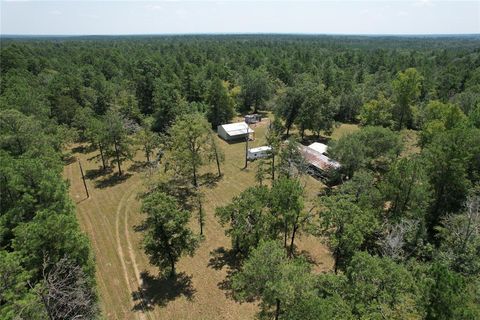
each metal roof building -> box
[217,122,254,141]
[300,145,341,171]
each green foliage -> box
[141,191,199,277]
[381,157,432,222]
[436,195,480,276]
[426,263,480,320]
[239,67,273,113]
[166,112,218,187]
[231,240,314,320]
[344,252,423,319]
[392,68,423,130]
[293,80,334,138]
[270,177,306,252]
[103,109,133,175]
[2,35,480,320]
[134,119,160,163]
[12,210,95,284]
[152,78,182,132]
[319,194,380,272]
[216,186,271,255]
[419,100,467,146]
[423,128,473,236]
[329,126,402,177]
[206,78,235,128]
[278,137,307,178]
[358,92,393,127]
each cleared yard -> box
[63,119,354,319]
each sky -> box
[1,0,479,35]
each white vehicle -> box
[247,146,272,160]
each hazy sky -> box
[1,0,479,35]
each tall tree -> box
[152,78,182,133]
[239,67,273,113]
[319,194,379,273]
[167,113,215,187]
[216,186,270,255]
[423,128,472,238]
[207,130,225,177]
[392,68,423,130]
[358,92,394,128]
[85,116,109,171]
[205,78,235,128]
[134,119,159,163]
[141,191,198,277]
[329,126,402,177]
[270,177,307,255]
[231,240,314,320]
[104,110,132,176]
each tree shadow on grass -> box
[132,271,196,311]
[199,172,222,188]
[72,144,96,154]
[208,247,240,271]
[129,161,148,173]
[85,167,112,180]
[300,134,331,146]
[94,172,132,189]
[208,247,242,300]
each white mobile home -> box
[247,146,272,160]
[217,122,254,141]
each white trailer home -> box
[247,146,272,160]
[217,122,254,141]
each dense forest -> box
[1,35,480,319]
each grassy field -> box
[63,119,356,319]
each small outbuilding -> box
[217,122,254,141]
[247,146,272,160]
[244,114,262,124]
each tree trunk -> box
[214,145,221,177]
[333,249,339,274]
[275,299,281,320]
[145,146,150,163]
[192,161,198,187]
[170,259,176,278]
[271,154,275,181]
[283,222,288,248]
[99,144,106,170]
[289,224,298,257]
[114,141,122,175]
[199,200,204,236]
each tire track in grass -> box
[124,190,152,319]
[115,181,145,320]
[66,158,116,318]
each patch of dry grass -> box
[64,117,336,320]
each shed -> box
[247,146,272,160]
[244,114,262,124]
[308,142,328,155]
[217,122,254,141]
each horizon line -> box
[2,32,480,37]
